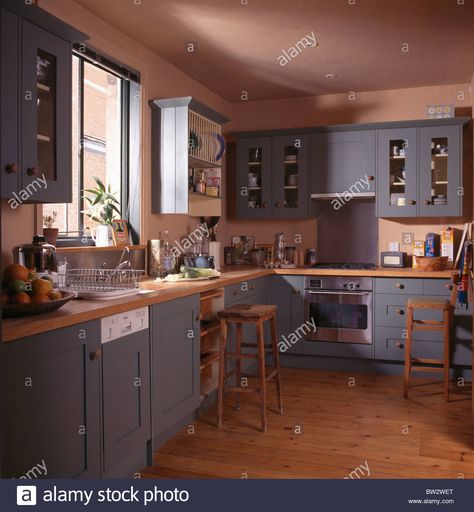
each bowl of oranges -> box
[1,263,76,318]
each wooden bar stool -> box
[404,276,458,401]
[217,304,283,432]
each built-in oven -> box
[304,276,373,344]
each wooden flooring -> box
[141,368,474,479]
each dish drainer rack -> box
[61,268,145,299]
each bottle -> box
[160,230,175,276]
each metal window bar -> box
[61,268,145,295]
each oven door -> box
[304,290,373,344]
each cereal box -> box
[441,226,454,267]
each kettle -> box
[13,235,58,273]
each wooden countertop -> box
[1,266,454,343]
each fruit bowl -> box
[2,291,76,318]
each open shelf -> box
[248,161,262,166]
[284,160,298,164]
[189,191,221,199]
[37,134,51,142]
[200,321,220,338]
[390,155,406,160]
[200,351,219,370]
[37,83,51,92]
[188,155,222,169]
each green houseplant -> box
[43,211,58,246]
[82,176,121,246]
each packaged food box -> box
[441,226,454,267]
[412,240,425,268]
[425,233,440,257]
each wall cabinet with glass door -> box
[236,135,309,219]
[376,120,466,218]
[0,1,86,203]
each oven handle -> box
[305,290,370,296]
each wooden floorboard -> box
[141,368,474,479]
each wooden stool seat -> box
[218,304,277,319]
[217,303,283,432]
[403,276,458,401]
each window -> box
[43,51,140,244]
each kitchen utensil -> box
[274,233,286,263]
[13,235,58,273]
[209,241,221,270]
[224,246,235,265]
[413,256,448,271]
[250,248,266,267]
[184,256,214,269]
[287,174,298,186]
[2,291,76,318]
[212,133,226,161]
[249,148,262,162]
[91,224,112,247]
[248,173,259,187]
[284,246,297,264]
[305,248,317,266]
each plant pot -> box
[91,224,113,247]
[43,228,59,246]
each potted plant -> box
[43,211,59,245]
[82,176,121,247]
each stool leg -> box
[269,314,283,414]
[443,307,450,402]
[404,306,413,399]
[217,318,228,427]
[256,318,267,432]
[235,322,243,411]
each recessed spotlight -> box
[325,73,338,79]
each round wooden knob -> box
[423,199,431,205]
[89,349,101,360]
[250,285,256,290]
[396,308,404,315]
[27,166,39,177]
[396,283,404,289]
[445,284,453,290]
[407,199,416,205]
[275,202,284,208]
[396,341,404,348]
[5,163,18,174]
[367,175,375,181]
[232,290,238,296]
[262,202,268,208]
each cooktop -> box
[310,262,378,270]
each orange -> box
[31,294,50,304]
[9,279,27,295]
[27,269,37,282]
[3,263,29,282]
[48,290,62,301]
[12,292,31,305]
[31,278,53,295]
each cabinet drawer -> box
[423,279,452,297]
[225,278,263,305]
[374,278,423,295]
[375,294,446,328]
[374,326,443,362]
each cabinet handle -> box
[27,166,39,177]
[395,341,404,349]
[395,308,404,315]
[407,200,416,205]
[395,283,404,289]
[262,202,268,208]
[423,199,431,205]
[445,284,453,290]
[195,315,200,322]
[249,285,256,291]
[5,163,18,174]
[232,290,239,296]
[366,175,375,181]
[275,202,284,208]
[89,349,101,360]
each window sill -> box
[56,245,146,253]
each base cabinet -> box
[101,328,151,478]
[1,322,101,479]
[151,295,200,444]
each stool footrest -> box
[225,386,261,394]
[411,357,443,365]
[413,319,444,331]
[224,352,258,360]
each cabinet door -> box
[377,128,418,217]
[151,295,200,439]
[102,329,151,478]
[1,322,101,478]
[273,134,309,218]
[0,7,20,199]
[311,130,376,195]
[21,20,72,202]
[236,137,273,218]
[418,125,462,217]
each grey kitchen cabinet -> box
[236,135,309,219]
[151,295,200,443]
[101,327,151,478]
[225,277,265,306]
[265,275,304,354]
[0,1,87,203]
[374,278,472,366]
[237,137,273,218]
[311,130,376,196]
[1,321,101,479]
[377,122,464,218]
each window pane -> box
[83,62,122,231]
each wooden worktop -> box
[1,266,453,343]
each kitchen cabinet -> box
[0,1,86,203]
[150,295,200,444]
[374,278,472,366]
[236,135,309,219]
[265,275,304,354]
[1,321,101,479]
[310,130,376,197]
[377,122,463,218]
[101,309,151,478]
